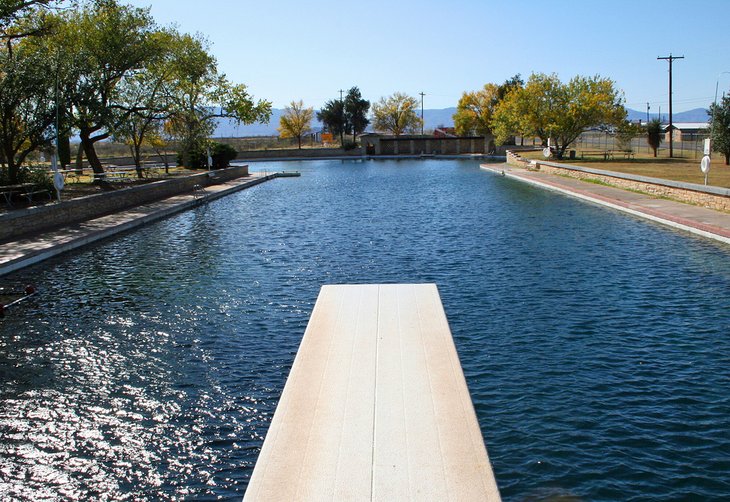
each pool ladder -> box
[193,184,207,199]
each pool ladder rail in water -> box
[0,284,37,318]
[244,283,501,501]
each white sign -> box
[53,171,64,191]
[701,155,711,174]
[704,138,711,156]
[51,153,63,202]
[543,147,551,158]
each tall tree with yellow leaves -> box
[493,73,626,158]
[278,100,313,149]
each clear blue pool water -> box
[1,159,730,500]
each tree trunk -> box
[7,157,20,185]
[156,148,169,173]
[297,135,302,149]
[653,147,657,157]
[133,142,144,178]
[2,145,20,185]
[75,142,84,173]
[725,153,729,165]
[79,128,109,187]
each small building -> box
[433,127,457,138]
[664,122,709,142]
[359,133,496,156]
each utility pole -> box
[657,53,684,158]
[419,92,425,135]
[646,102,650,124]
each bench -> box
[57,169,84,182]
[0,189,18,206]
[20,188,52,204]
[0,183,34,206]
[580,150,614,160]
[93,170,132,181]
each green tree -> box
[113,80,166,176]
[147,122,172,171]
[372,92,421,136]
[1,0,51,21]
[45,0,163,180]
[708,96,730,165]
[496,74,524,101]
[317,98,346,145]
[453,83,500,136]
[161,32,270,167]
[492,73,626,158]
[278,100,313,149]
[453,76,523,137]
[1,0,54,41]
[493,73,558,147]
[344,86,369,143]
[113,29,186,177]
[0,16,57,184]
[646,118,663,158]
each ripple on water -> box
[1,159,730,500]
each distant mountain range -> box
[626,107,709,123]
[212,106,709,138]
[212,107,459,138]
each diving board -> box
[244,284,501,501]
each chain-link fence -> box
[573,131,711,159]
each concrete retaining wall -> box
[362,134,498,156]
[237,148,363,159]
[0,164,249,242]
[506,150,730,212]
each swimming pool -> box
[1,159,729,500]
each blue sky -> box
[126,0,730,112]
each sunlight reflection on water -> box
[2,159,730,500]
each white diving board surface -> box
[244,283,501,501]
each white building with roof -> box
[663,122,709,142]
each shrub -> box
[26,168,54,192]
[342,140,358,151]
[0,166,53,191]
[177,142,238,169]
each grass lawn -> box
[519,149,730,188]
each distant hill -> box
[211,106,710,138]
[212,107,459,138]
[626,107,708,123]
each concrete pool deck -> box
[0,172,296,277]
[481,163,730,246]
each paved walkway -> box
[0,173,284,277]
[481,163,730,246]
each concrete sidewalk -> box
[0,172,287,277]
[481,163,730,246]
